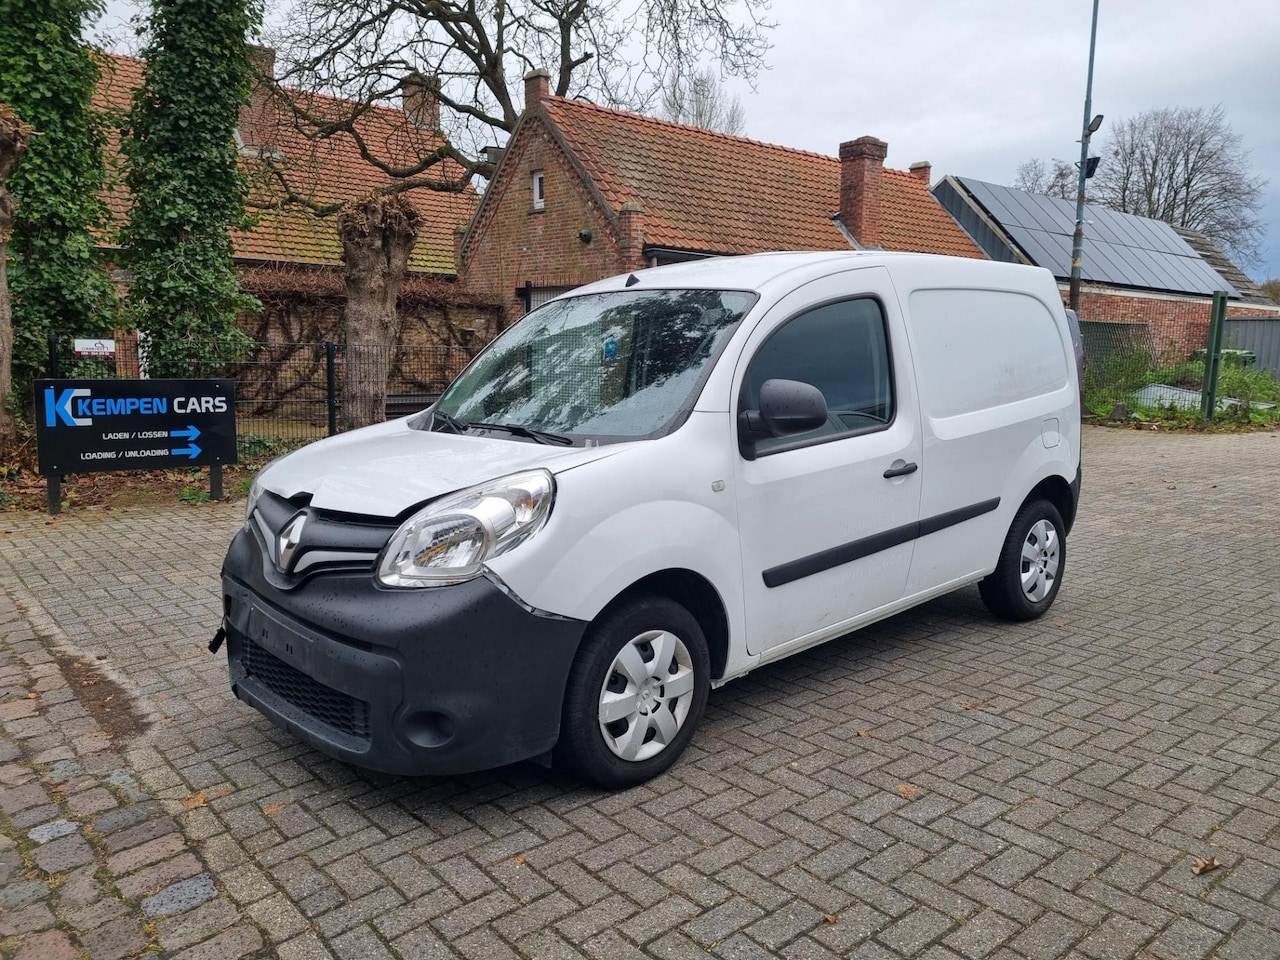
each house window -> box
[532,171,545,210]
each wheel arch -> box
[1022,473,1077,534]
[603,569,731,681]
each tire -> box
[554,595,710,789]
[979,498,1067,622]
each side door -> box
[733,268,923,655]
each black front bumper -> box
[220,526,586,776]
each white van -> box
[220,252,1081,788]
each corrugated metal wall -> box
[1223,319,1280,376]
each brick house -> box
[932,176,1279,360]
[91,50,498,377]
[459,69,982,314]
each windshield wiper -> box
[472,422,574,446]
[432,409,470,435]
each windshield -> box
[433,288,754,442]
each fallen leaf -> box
[1192,857,1221,875]
[822,913,837,924]
[512,854,526,866]
[181,792,207,809]
[896,784,918,800]
[27,691,37,699]
[856,729,871,738]
[209,785,234,799]
[960,698,992,711]
[262,802,287,817]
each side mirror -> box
[739,379,828,456]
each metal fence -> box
[48,337,477,460]
[1079,307,1280,419]
[1224,318,1280,377]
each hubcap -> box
[598,629,696,762]
[1020,518,1060,602]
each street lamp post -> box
[1068,0,1101,313]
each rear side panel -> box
[897,267,1080,595]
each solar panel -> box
[956,178,1239,297]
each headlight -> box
[244,478,265,528]
[378,469,555,588]
[244,457,284,528]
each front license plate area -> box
[247,605,314,673]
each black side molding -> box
[763,497,1001,588]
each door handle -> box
[883,460,918,479]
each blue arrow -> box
[170,424,201,442]
[171,443,202,460]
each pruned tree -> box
[120,0,263,378]
[0,0,117,394]
[338,192,420,428]
[0,103,31,451]
[1092,106,1267,266]
[258,0,772,425]
[1012,157,1076,201]
[269,0,774,193]
[661,66,745,135]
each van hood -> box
[257,419,622,518]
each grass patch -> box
[1084,348,1280,428]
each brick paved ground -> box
[1,425,1278,959]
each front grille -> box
[243,640,371,741]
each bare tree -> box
[661,66,745,134]
[1012,157,1076,201]
[0,104,31,451]
[1262,278,1280,305]
[266,0,774,198]
[1092,106,1267,266]
[338,192,420,428]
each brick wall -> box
[1065,287,1278,361]
[459,113,628,314]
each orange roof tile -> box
[93,53,477,274]
[540,97,981,259]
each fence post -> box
[1201,291,1228,420]
[45,334,62,514]
[325,341,338,436]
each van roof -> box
[569,251,1041,296]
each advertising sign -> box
[35,379,237,475]
[73,338,116,358]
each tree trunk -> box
[337,192,420,429]
[0,105,31,454]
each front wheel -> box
[554,595,710,789]
[979,499,1066,621]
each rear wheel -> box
[979,499,1066,621]
[554,595,709,789]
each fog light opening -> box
[404,710,456,748]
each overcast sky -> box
[94,0,1280,280]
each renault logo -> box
[277,514,306,573]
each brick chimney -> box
[618,201,645,272]
[402,72,441,130]
[839,136,888,248]
[239,44,279,155]
[909,161,932,184]
[524,68,551,110]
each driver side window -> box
[743,297,894,454]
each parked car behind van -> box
[220,252,1081,788]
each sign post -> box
[35,379,237,515]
